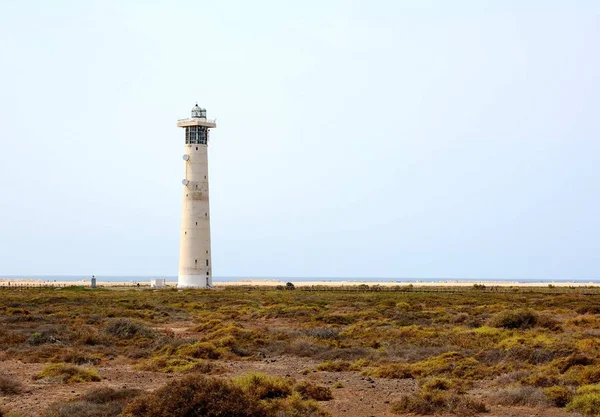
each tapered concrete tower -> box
[177,104,216,288]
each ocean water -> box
[1,275,599,284]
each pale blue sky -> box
[0,1,598,279]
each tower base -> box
[178,275,212,288]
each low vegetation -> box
[34,363,101,383]
[391,380,487,415]
[488,309,538,329]
[0,375,22,395]
[43,388,141,417]
[488,385,547,407]
[566,384,600,416]
[3,285,600,415]
[294,380,333,401]
[121,373,329,417]
[104,318,155,340]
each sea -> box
[1,275,599,285]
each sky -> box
[0,1,599,279]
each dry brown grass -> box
[0,375,22,395]
[121,373,330,417]
[42,388,142,417]
[487,385,548,407]
[294,380,333,401]
[391,389,487,415]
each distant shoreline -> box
[1,278,599,288]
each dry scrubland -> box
[2,286,600,416]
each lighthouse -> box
[177,104,216,288]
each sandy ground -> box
[0,357,575,417]
[1,354,411,416]
[0,356,574,417]
[0,321,576,417]
[0,359,173,415]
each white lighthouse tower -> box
[177,104,216,288]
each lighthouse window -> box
[186,126,208,145]
[206,260,209,266]
[185,127,195,144]
[195,259,197,265]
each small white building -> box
[150,279,166,288]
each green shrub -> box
[536,314,562,331]
[576,305,600,315]
[135,357,222,374]
[192,319,224,333]
[122,375,262,417]
[370,363,413,379]
[316,361,351,372]
[567,392,600,416]
[563,365,600,385]
[391,390,486,415]
[294,381,333,401]
[412,352,482,379]
[104,319,154,339]
[543,385,573,407]
[121,374,330,417]
[58,350,102,366]
[521,371,560,387]
[34,363,101,383]
[489,310,537,329]
[349,358,371,371]
[262,392,330,417]
[578,384,600,394]
[420,377,468,393]
[27,331,59,345]
[177,341,222,359]
[554,354,594,373]
[233,373,293,400]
